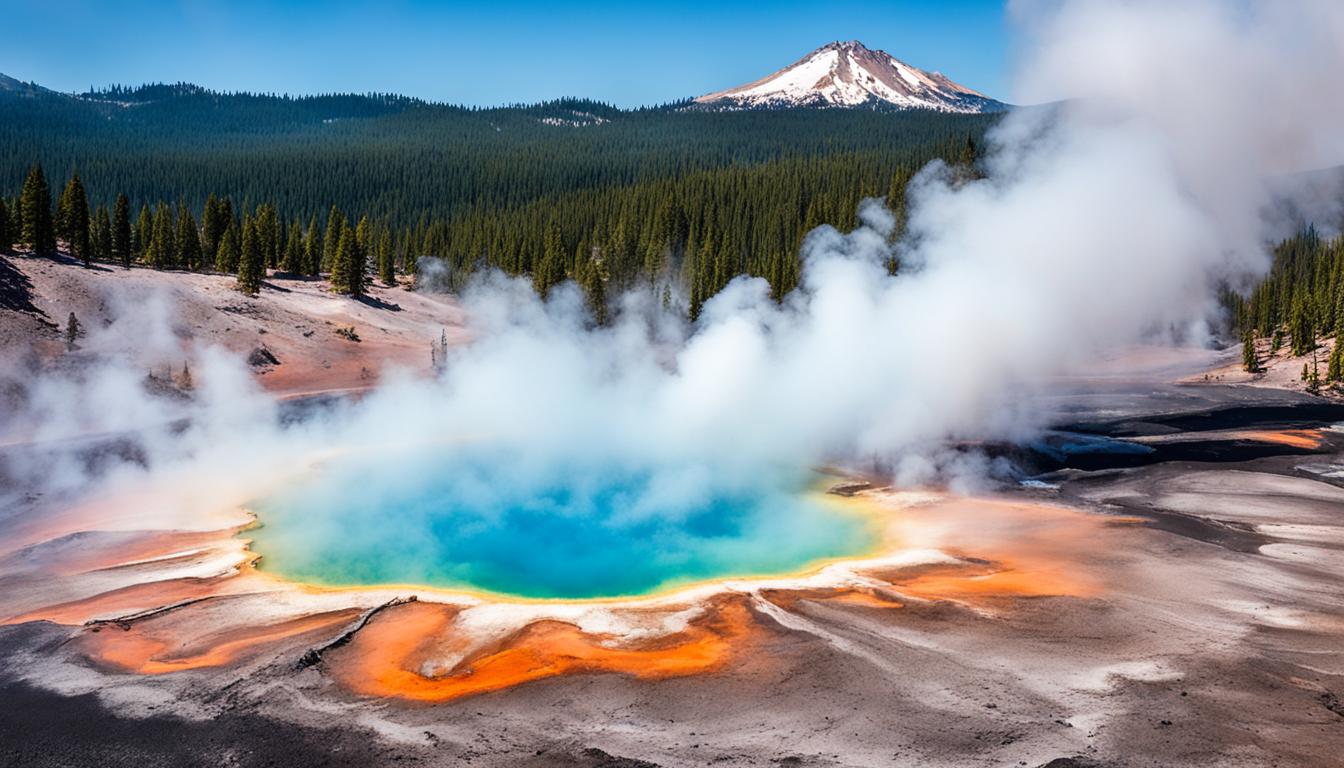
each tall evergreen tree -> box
[579,247,608,325]
[8,194,22,248]
[355,215,371,255]
[54,179,71,242]
[57,174,91,264]
[378,228,395,286]
[1241,328,1260,373]
[533,219,566,297]
[201,194,221,259]
[280,220,304,273]
[93,204,112,263]
[1289,291,1314,356]
[112,194,132,268]
[177,205,202,270]
[1329,336,1344,384]
[19,164,56,255]
[331,225,365,296]
[215,222,241,273]
[254,203,279,269]
[147,202,175,269]
[323,206,345,271]
[237,216,263,295]
[1329,305,1344,384]
[304,215,321,275]
[202,195,233,261]
[0,198,10,253]
[134,203,152,260]
[330,223,350,292]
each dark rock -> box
[247,346,280,367]
[1038,758,1107,768]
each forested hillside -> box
[0,77,995,318]
[1227,226,1344,385]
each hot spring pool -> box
[247,452,878,600]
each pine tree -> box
[304,215,321,275]
[147,203,175,269]
[580,249,608,325]
[255,203,279,268]
[0,197,10,254]
[57,174,91,264]
[134,203,152,261]
[331,225,365,296]
[215,222,240,273]
[202,195,232,261]
[355,215,371,256]
[20,164,56,255]
[8,194,21,247]
[378,228,395,286]
[54,181,70,241]
[323,206,345,271]
[1241,328,1260,373]
[281,220,304,273]
[402,231,417,277]
[1328,338,1344,384]
[237,216,263,295]
[9,194,23,249]
[330,223,350,292]
[347,224,366,297]
[201,194,221,259]
[533,219,566,297]
[176,205,202,270]
[93,204,112,262]
[112,194,132,268]
[1329,311,1344,384]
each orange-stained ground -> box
[1230,429,1326,450]
[1131,427,1328,451]
[323,595,757,702]
[75,609,362,674]
[9,491,1141,703]
[2,576,243,627]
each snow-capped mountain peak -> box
[694,40,1004,113]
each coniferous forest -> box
[0,79,991,318]
[1225,227,1344,385]
[7,76,1337,363]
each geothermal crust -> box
[3,259,1344,766]
[3,384,1344,767]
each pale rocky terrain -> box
[2,253,1344,768]
[0,251,465,403]
[1187,333,1343,400]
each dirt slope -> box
[0,252,465,399]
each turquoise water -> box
[249,450,875,599]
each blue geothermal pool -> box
[248,450,877,600]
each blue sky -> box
[3,1,1010,107]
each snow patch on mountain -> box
[694,41,1005,114]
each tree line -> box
[1226,226,1344,385]
[1,164,380,297]
[1,139,967,318]
[0,85,995,229]
[0,86,994,317]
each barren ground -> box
[2,254,1344,768]
[0,252,465,401]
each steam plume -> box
[6,0,1344,543]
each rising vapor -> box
[5,0,1344,535]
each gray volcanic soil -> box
[3,385,1344,767]
[3,256,1344,766]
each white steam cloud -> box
[5,0,1344,539]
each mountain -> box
[694,40,1006,114]
[0,73,53,97]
